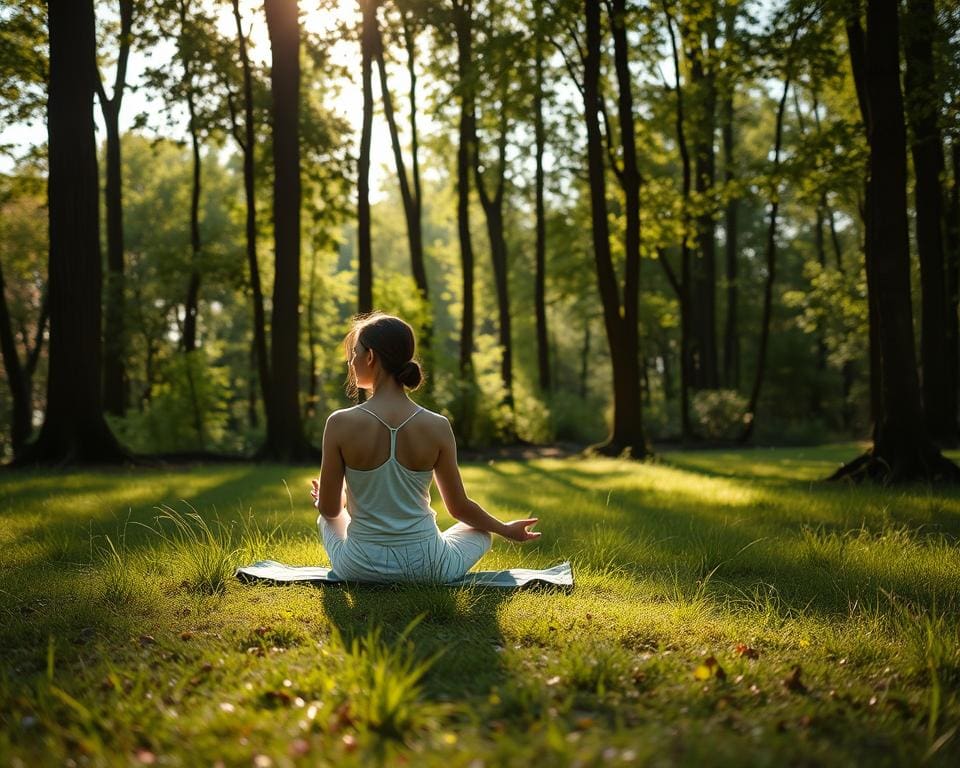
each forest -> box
[1,0,959,480]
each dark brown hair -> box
[344,312,423,398]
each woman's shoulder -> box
[325,405,366,428]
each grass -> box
[1,444,959,765]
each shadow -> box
[319,580,511,699]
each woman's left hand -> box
[500,518,541,542]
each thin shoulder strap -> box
[356,405,393,430]
[356,405,422,460]
[395,406,423,431]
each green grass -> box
[1,445,959,766]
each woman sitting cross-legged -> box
[311,312,540,583]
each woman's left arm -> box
[316,413,346,519]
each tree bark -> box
[230,0,271,419]
[946,141,960,441]
[845,3,881,429]
[262,0,315,461]
[16,0,126,465]
[583,0,646,458]
[0,257,32,454]
[453,0,476,443]
[357,0,375,315]
[376,9,432,375]
[719,5,739,390]
[533,2,550,394]
[96,0,133,417]
[903,0,954,444]
[830,0,959,482]
[685,9,719,390]
[472,107,516,430]
[664,4,693,441]
[740,59,794,443]
[179,0,202,354]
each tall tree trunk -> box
[0,258,32,454]
[720,59,738,389]
[830,0,958,482]
[610,0,641,432]
[262,0,314,461]
[473,109,516,431]
[376,10,432,377]
[664,4,693,441]
[946,141,960,440]
[579,318,590,400]
[533,2,550,394]
[179,0,202,354]
[792,89,827,417]
[17,0,125,465]
[686,11,719,390]
[453,0,476,443]
[845,6,881,428]
[96,0,133,417]
[583,0,645,458]
[904,0,954,444]
[230,0,271,419]
[357,0,375,315]
[739,49,795,443]
[305,245,319,420]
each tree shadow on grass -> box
[501,459,960,621]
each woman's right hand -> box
[500,518,541,542]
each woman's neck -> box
[366,376,406,403]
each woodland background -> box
[1,0,959,479]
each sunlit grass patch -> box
[2,446,960,764]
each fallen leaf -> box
[783,665,807,694]
[735,644,759,660]
[138,635,156,647]
[546,676,561,686]
[694,655,726,681]
[180,631,193,641]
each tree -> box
[740,9,804,442]
[830,0,959,482]
[96,0,134,416]
[903,0,954,445]
[357,0,376,315]
[261,0,316,461]
[225,0,270,428]
[450,0,478,442]
[376,0,431,376]
[581,0,647,457]
[532,0,550,394]
[15,0,126,464]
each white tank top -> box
[343,405,438,544]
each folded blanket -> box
[235,560,574,592]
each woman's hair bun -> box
[396,360,423,389]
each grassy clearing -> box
[1,445,959,766]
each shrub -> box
[691,389,748,441]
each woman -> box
[311,312,540,583]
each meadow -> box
[1,445,959,766]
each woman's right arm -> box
[433,417,540,543]
[316,413,347,519]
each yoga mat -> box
[235,560,574,592]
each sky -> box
[0,1,398,199]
